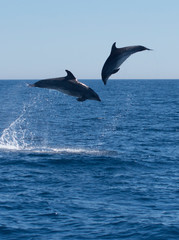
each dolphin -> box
[29,70,101,102]
[101,42,151,85]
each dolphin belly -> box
[57,87,82,98]
[116,54,131,67]
[55,81,88,98]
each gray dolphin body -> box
[101,42,151,85]
[29,70,101,102]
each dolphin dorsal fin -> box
[65,70,76,80]
[111,42,117,54]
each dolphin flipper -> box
[112,68,120,74]
[77,97,87,102]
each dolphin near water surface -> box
[101,42,151,85]
[29,70,101,102]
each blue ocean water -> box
[0,79,178,240]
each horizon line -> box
[0,78,179,81]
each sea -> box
[0,79,178,240]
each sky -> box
[0,0,179,79]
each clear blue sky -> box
[0,0,179,79]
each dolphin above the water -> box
[29,70,101,102]
[101,42,151,85]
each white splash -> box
[0,115,108,155]
[0,111,29,150]
[0,100,36,151]
[0,111,102,154]
[0,97,116,156]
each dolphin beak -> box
[147,48,153,51]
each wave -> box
[0,144,116,156]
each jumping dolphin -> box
[29,70,101,102]
[101,42,151,85]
